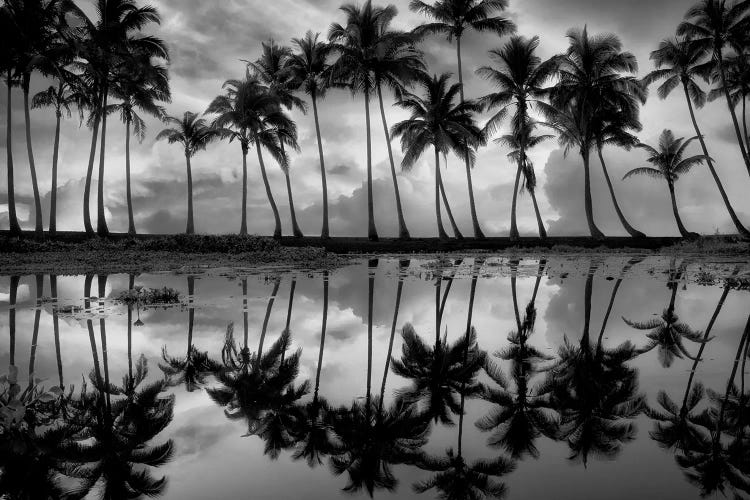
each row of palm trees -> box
[4,259,750,498]
[3,0,750,240]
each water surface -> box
[2,256,749,499]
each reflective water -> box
[1,256,750,499]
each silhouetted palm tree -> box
[679,0,750,176]
[156,112,218,234]
[477,35,556,240]
[410,0,516,239]
[645,37,750,237]
[329,1,398,241]
[544,27,646,239]
[27,275,44,391]
[623,261,706,367]
[160,276,220,392]
[207,75,291,237]
[624,130,705,238]
[7,275,19,367]
[1,6,21,235]
[547,263,645,466]
[391,72,484,239]
[289,31,333,238]
[4,0,69,237]
[109,52,170,235]
[50,274,64,390]
[66,0,169,236]
[249,40,307,238]
[31,72,87,236]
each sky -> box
[1,0,749,237]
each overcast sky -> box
[1,0,749,237]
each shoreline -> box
[1,233,748,275]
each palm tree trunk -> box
[596,275,622,355]
[365,91,378,241]
[716,51,750,176]
[680,278,732,413]
[682,81,749,237]
[125,117,135,235]
[435,271,442,345]
[49,109,61,236]
[597,147,645,238]
[379,268,404,416]
[313,271,329,403]
[458,259,481,457]
[667,181,692,238]
[280,140,303,238]
[510,261,522,332]
[28,275,43,387]
[377,83,410,239]
[438,262,459,326]
[8,275,18,367]
[98,274,111,412]
[6,73,21,235]
[434,147,449,240]
[311,92,330,239]
[96,88,109,236]
[581,148,605,239]
[240,145,248,236]
[510,162,522,240]
[83,93,102,236]
[456,35,485,239]
[581,262,595,347]
[257,278,280,356]
[438,163,463,238]
[185,153,194,234]
[22,74,43,237]
[529,188,547,239]
[743,95,748,153]
[254,135,282,239]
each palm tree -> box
[207,75,290,237]
[160,276,221,392]
[372,25,427,240]
[32,76,85,236]
[711,51,750,152]
[644,37,750,238]
[288,31,333,238]
[328,1,397,241]
[391,72,484,239]
[67,0,169,236]
[4,0,68,237]
[545,27,646,239]
[477,35,557,240]
[49,275,64,390]
[679,0,750,177]
[410,0,516,239]
[493,124,553,240]
[156,112,218,234]
[7,275,19,368]
[109,52,170,235]
[27,275,44,391]
[248,40,307,238]
[623,130,705,239]
[0,6,21,235]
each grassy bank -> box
[0,232,747,275]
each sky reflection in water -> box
[1,256,749,499]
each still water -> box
[1,256,750,499]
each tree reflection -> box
[478,260,558,460]
[624,260,706,367]
[330,260,431,496]
[415,259,515,499]
[547,261,645,466]
[160,276,221,392]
